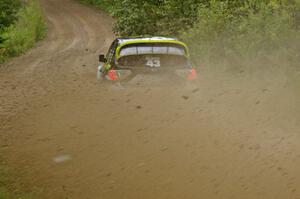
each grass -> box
[0,0,46,63]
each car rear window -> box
[119,43,187,58]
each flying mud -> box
[0,0,299,199]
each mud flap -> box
[97,65,103,80]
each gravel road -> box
[0,0,299,199]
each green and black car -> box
[97,37,197,84]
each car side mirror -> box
[99,54,107,63]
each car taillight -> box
[188,68,197,80]
[107,70,119,80]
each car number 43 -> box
[146,57,161,68]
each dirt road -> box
[0,0,299,199]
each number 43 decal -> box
[146,57,161,68]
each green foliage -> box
[182,0,300,66]
[0,0,22,44]
[111,0,204,36]
[0,0,46,63]
[112,1,161,36]
[0,0,22,31]
[81,0,204,36]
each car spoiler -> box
[115,40,190,60]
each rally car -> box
[97,36,197,85]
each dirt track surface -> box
[0,0,300,199]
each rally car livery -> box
[97,36,197,84]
